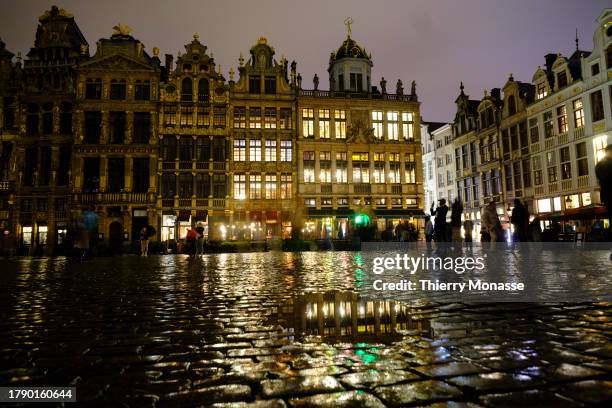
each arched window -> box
[198,78,209,102]
[181,78,193,102]
[508,95,516,115]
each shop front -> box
[303,208,355,240]
[373,209,424,241]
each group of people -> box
[426,198,475,243]
[183,223,205,256]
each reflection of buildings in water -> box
[279,291,431,342]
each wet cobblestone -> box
[0,253,611,406]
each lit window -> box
[537,198,551,213]
[249,139,262,161]
[249,107,261,129]
[404,153,416,183]
[22,226,33,245]
[233,139,246,162]
[180,106,193,126]
[582,192,592,206]
[593,136,607,162]
[303,151,315,183]
[402,112,414,140]
[351,152,369,183]
[302,108,314,137]
[249,174,262,199]
[334,110,346,139]
[543,111,554,138]
[197,107,210,127]
[164,106,177,126]
[233,173,246,200]
[265,139,276,162]
[556,105,568,134]
[280,174,292,199]
[536,82,547,100]
[573,99,584,128]
[405,198,417,207]
[389,153,400,183]
[265,174,277,199]
[387,111,398,141]
[304,198,316,207]
[335,152,347,183]
[38,225,48,245]
[553,197,562,212]
[372,111,383,139]
[564,194,579,209]
[373,153,385,183]
[233,107,246,128]
[319,109,330,138]
[264,107,276,129]
[319,151,331,183]
[280,140,292,162]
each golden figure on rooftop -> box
[112,23,133,36]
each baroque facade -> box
[424,8,612,240]
[0,5,424,254]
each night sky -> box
[0,0,609,121]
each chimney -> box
[544,53,557,70]
[165,54,173,71]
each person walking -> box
[431,199,449,242]
[195,222,205,255]
[510,199,528,242]
[450,199,464,243]
[185,227,199,257]
[139,226,149,256]
[424,216,434,247]
[463,217,474,245]
[482,200,501,243]
[595,145,612,236]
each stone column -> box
[125,111,133,144]
[125,155,132,192]
[100,156,108,192]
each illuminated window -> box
[280,174,292,199]
[280,140,292,162]
[537,198,551,213]
[302,108,314,137]
[404,153,416,183]
[22,226,32,245]
[197,106,210,127]
[335,152,347,183]
[233,139,246,162]
[303,151,315,183]
[556,105,568,134]
[319,151,331,183]
[576,142,588,176]
[319,109,330,138]
[405,198,417,207]
[373,153,385,183]
[38,225,48,245]
[372,111,383,139]
[213,108,226,127]
[249,139,261,161]
[352,152,369,183]
[304,198,316,207]
[594,136,607,162]
[553,196,562,212]
[265,174,277,199]
[265,140,276,162]
[401,112,414,140]
[582,192,592,206]
[264,107,276,129]
[389,153,400,183]
[249,107,261,129]
[249,174,262,199]
[564,194,579,209]
[573,98,584,128]
[233,107,246,128]
[536,82,547,100]
[375,198,386,206]
[233,173,246,200]
[334,110,346,139]
[180,106,193,126]
[164,105,177,126]
[387,111,398,141]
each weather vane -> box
[344,17,353,36]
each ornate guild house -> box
[0,6,425,254]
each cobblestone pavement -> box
[0,253,611,407]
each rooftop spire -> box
[460,81,465,94]
[575,27,579,51]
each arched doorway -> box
[109,221,123,255]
